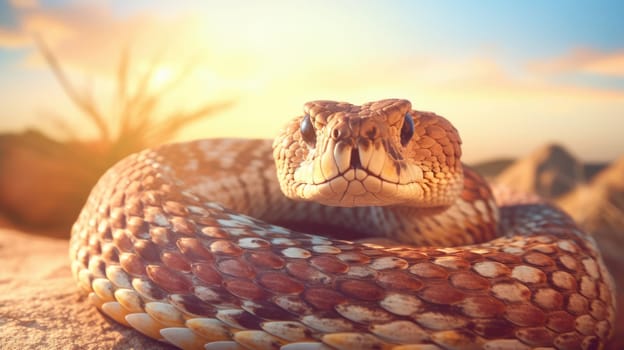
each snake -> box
[70,99,616,350]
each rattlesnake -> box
[70,99,615,349]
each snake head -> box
[273,99,464,208]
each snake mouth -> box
[322,164,423,187]
[292,145,425,206]
[295,168,425,207]
[294,142,424,184]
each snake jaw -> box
[277,99,463,208]
[291,140,427,207]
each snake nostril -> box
[350,147,362,168]
[366,126,377,140]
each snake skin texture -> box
[70,99,616,350]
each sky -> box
[0,0,623,163]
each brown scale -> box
[69,99,616,350]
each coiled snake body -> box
[70,99,616,350]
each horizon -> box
[1,1,623,163]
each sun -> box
[151,65,174,90]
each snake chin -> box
[292,164,426,208]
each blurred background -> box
[1,1,624,158]
[0,0,622,347]
[0,0,622,230]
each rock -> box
[470,158,515,179]
[496,143,585,199]
[558,155,624,275]
[558,155,624,234]
[0,228,174,350]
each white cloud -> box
[9,0,38,9]
[530,48,624,78]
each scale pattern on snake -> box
[70,99,616,350]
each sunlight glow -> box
[0,1,622,162]
[150,65,173,90]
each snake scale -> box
[70,99,616,350]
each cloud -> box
[2,2,622,101]
[297,54,624,105]
[0,1,210,78]
[0,27,30,47]
[9,0,38,9]
[530,48,624,78]
[0,2,76,49]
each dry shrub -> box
[0,37,234,235]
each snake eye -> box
[300,114,316,147]
[400,112,415,147]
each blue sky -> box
[0,0,622,162]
